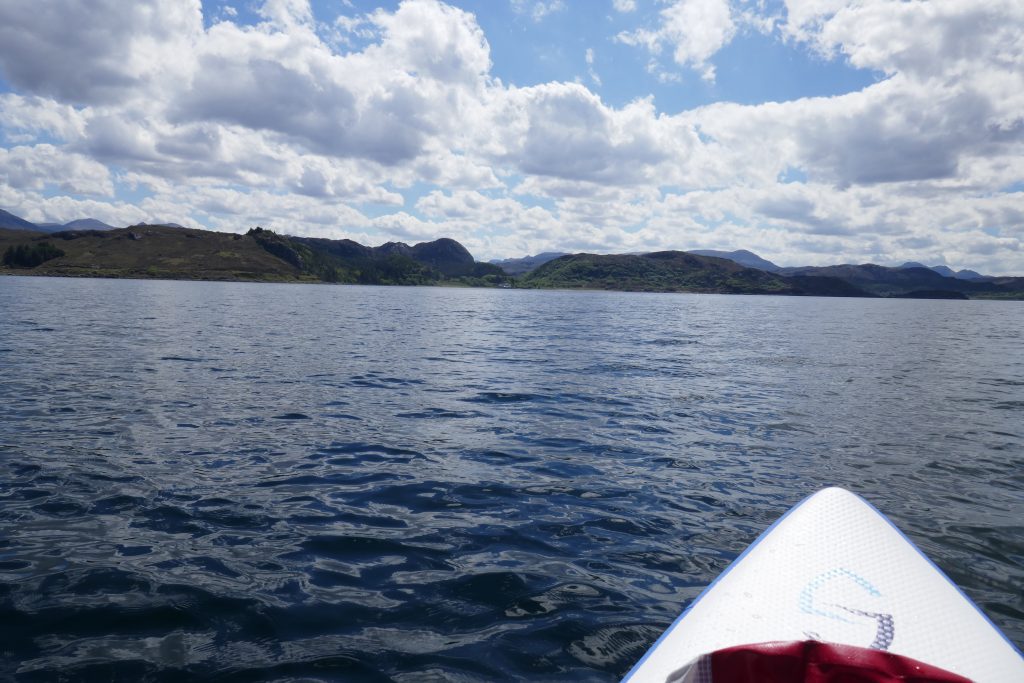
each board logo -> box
[799,567,895,650]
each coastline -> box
[4,270,1020,300]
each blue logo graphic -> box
[799,568,894,650]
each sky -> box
[0,0,1022,273]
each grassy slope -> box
[974,276,1024,300]
[0,225,306,281]
[520,251,868,296]
[781,264,1018,298]
[0,225,507,287]
[521,252,782,293]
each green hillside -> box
[780,263,1024,299]
[0,225,508,287]
[520,251,873,296]
[1,225,302,281]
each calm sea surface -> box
[1,276,1021,681]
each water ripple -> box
[0,279,1021,680]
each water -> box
[0,277,1021,681]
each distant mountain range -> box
[895,262,986,281]
[489,252,566,275]
[0,210,119,233]
[492,247,996,281]
[491,249,785,275]
[775,263,1018,298]
[36,218,119,232]
[503,247,1022,299]
[517,252,1023,299]
[687,249,783,272]
[2,207,1021,298]
[0,209,188,234]
[519,251,870,297]
[0,209,43,232]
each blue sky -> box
[0,0,1022,273]
[198,0,880,113]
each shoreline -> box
[3,270,1018,300]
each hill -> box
[687,249,781,272]
[979,276,1024,299]
[36,218,119,233]
[0,225,507,286]
[778,264,1011,298]
[520,254,1024,298]
[0,209,39,232]
[0,225,303,281]
[2,208,120,233]
[519,251,874,297]
[248,228,503,285]
[409,237,478,276]
[2,218,1020,298]
[490,252,567,275]
[896,262,989,281]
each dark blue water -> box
[1,277,1021,681]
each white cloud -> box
[617,0,735,81]
[6,194,151,228]
[415,189,560,252]
[0,145,114,197]
[511,0,566,22]
[687,1,1024,198]
[612,0,636,12]
[182,186,374,236]
[0,94,87,142]
[585,48,602,86]
[0,0,1022,273]
[532,1,565,21]
[491,85,685,186]
[172,0,492,167]
[258,0,315,28]
[0,0,202,105]
[283,157,405,204]
[784,0,1024,81]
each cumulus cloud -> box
[0,144,114,197]
[283,157,404,204]
[0,94,87,142]
[258,0,315,28]
[0,0,202,105]
[492,85,681,185]
[416,189,560,250]
[662,0,1024,230]
[783,0,1024,83]
[169,0,493,166]
[0,0,1021,273]
[616,0,735,81]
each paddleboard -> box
[622,487,1024,682]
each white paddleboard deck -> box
[623,487,1023,682]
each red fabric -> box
[709,640,973,683]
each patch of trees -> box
[2,242,65,268]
